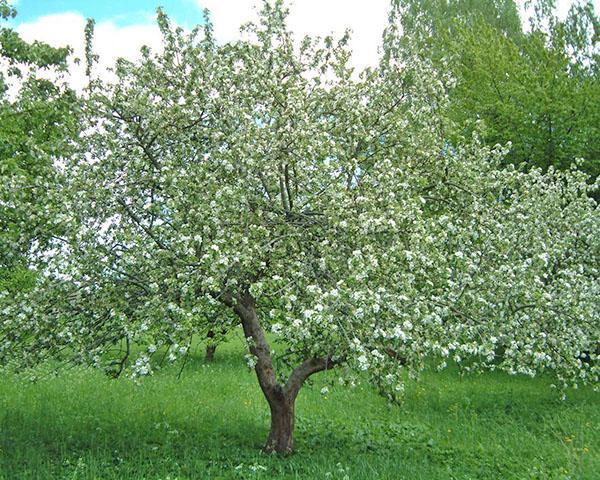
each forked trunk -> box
[264,396,295,454]
[220,290,335,454]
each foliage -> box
[0,0,79,291]
[390,0,600,177]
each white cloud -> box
[11,0,592,90]
[16,12,163,90]
[198,0,390,69]
[14,1,391,89]
[196,0,589,69]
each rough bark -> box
[264,393,295,453]
[220,290,335,454]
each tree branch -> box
[284,356,336,401]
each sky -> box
[9,0,205,28]
[3,0,597,89]
[5,0,391,89]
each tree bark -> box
[205,329,217,361]
[220,290,335,454]
[205,344,216,361]
[264,394,295,453]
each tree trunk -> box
[205,328,229,361]
[219,290,335,454]
[264,396,295,454]
[205,344,216,361]
[205,329,217,361]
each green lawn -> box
[0,336,598,479]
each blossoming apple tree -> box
[1,1,598,453]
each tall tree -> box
[1,2,598,454]
[0,0,79,291]
[389,0,600,178]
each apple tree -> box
[1,1,598,453]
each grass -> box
[0,335,598,479]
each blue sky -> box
[14,0,587,76]
[11,0,206,28]
[5,1,595,93]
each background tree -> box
[0,0,79,293]
[1,1,598,454]
[390,0,599,178]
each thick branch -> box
[284,356,335,401]
[279,169,290,212]
[284,163,293,210]
[220,291,280,401]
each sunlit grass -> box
[1,334,598,479]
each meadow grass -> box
[0,335,598,479]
